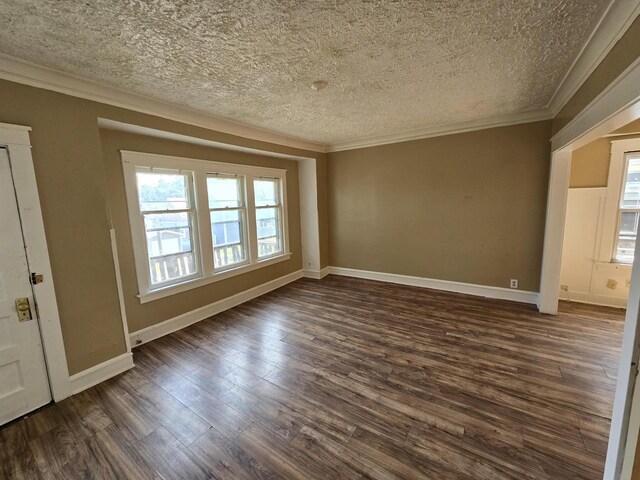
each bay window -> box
[122,151,290,302]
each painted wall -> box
[570,138,611,188]
[327,121,552,292]
[0,78,326,374]
[570,134,640,188]
[553,15,640,135]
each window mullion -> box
[194,172,214,276]
[246,178,258,265]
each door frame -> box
[0,122,71,402]
[538,57,640,479]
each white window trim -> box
[600,138,640,263]
[121,150,290,303]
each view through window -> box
[615,153,640,263]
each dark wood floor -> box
[0,275,625,479]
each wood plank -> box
[0,276,624,479]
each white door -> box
[0,147,50,425]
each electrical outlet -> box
[560,284,568,291]
[607,279,618,289]
[510,279,518,289]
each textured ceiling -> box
[0,0,610,145]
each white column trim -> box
[538,150,572,315]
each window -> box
[614,153,640,263]
[254,178,283,259]
[122,151,289,302]
[136,170,199,286]
[208,175,248,269]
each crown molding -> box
[0,53,326,153]
[547,0,640,116]
[325,108,553,152]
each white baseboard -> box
[328,267,539,305]
[560,291,627,309]
[303,267,330,279]
[68,352,134,395]
[130,269,304,347]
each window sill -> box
[594,260,634,267]
[137,252,292,304]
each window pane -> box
[620,211,639,235]
[149,253,197,286]
[616,235,636,263]
[207,176,243,209]
[144,213,193,257]
[144,212,197,285]
[254,179,279,207]
[622,157,640,209]
[616,211,639,263]
[211,210,246,268]
[256,207,282,258]
[137,171,190,211]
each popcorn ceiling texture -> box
[0,0,609,144]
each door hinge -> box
[30,272,44,285]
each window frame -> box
[599,138,640,265]
[135,168,201,289]
[613,153,640,263]
[254,177,285,260]
[207,173,250,272]
[122,151,290,303]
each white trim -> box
[552,57,640,152]
[0,53,324,153]
[110,229,131,352]
[299,157,321,273]
[68,352,134,395]
[0,124,72,402]
[607,235,640,480]
[538,150,573,314]
[130,270,303,347]
[326,109,552,152]
[601,138,640,262]
[621,375,640,479]
[303,267,330,280]
[0,122,31,145]
[561,292,627,309]
[548,0,640,115]
[327,267,539,305]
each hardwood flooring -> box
[0,275,625,479]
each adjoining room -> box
[1,2,640,479]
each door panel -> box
[0,147,50,425]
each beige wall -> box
[570,132,640,188]
[327,121,552,292]
[570,138,611,188]
[0,78,325,374]
[101,130,302,333]
[553,15,640,135]
[613,118,640,135]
